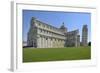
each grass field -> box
[23,46,91,62]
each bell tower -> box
[82,25,88,46]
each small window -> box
[39,23,41,26]
[50,26,52,29]
[47,31,48,34]
[40,29,42,32]
[46,38,48,40]
[48,31,50,34]
[43,30,45,33]
[43,25,45,27]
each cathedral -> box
[27,17,88,48]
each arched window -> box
[38,23,41,26]
[40,29,42,32]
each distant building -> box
[23,41,27,47]
[27,17,87,48]
[82,25,88,46]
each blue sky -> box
[23,10,91,42]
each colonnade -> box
[37,35,65,48]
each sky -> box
[23,10,91,42]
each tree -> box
[88,42,91,46]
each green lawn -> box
[23,46,91,62]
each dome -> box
[60,22,66,29]
[60,22,67,33]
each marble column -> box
[42,36,44,48]
[75,36,77,47]
[37,36,40,48]
[40,36,42,48]
[44,37,46,48]
[48,37,50,48]
[46,37,47,48]
[50,38,52,48]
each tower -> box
[27,17,37,47]
[82,25,88,46]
